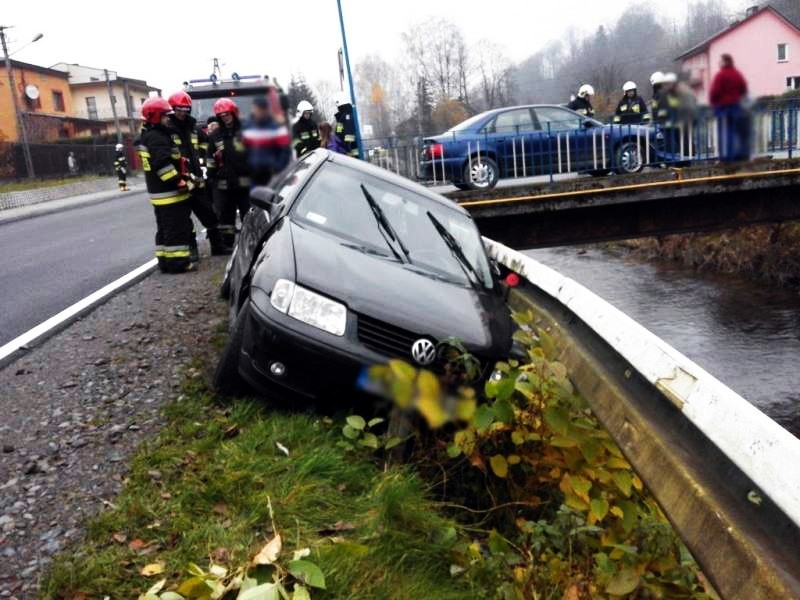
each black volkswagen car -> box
[215,149,512,399]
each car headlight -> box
[270,279,347,336]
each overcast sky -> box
[4,0,748,95]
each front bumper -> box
[238,300,386,400]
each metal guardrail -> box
[363,103,800,187]
[484,237,800,599]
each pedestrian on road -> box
[319,121,346,154]
[333,92,360,158]
[136,97,194,274]
[567,84,595,118]
[207,98,251,248]
[113,143,129,191]
[710,53,750,162]
[67,151,78,176]
[167,91,230,260]
[613,81,649,125]
[292,100,320,158]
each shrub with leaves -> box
[367,310,714,599]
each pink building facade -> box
[678,6,800,105]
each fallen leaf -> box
[212,503,229,515]
[160,492,172,500]
[209,563,228,578]
[292,547,311,560]
[562,584,580,600]
[140,561,165,577]
[144,579,166,595]
[146,520,162,529]
[112,532,127,544]
[223,425,240,439]
[210,547,229,563]
[252,534,282,565]
[276,441,289,456]
[128,538,146,551]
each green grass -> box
[0,175,104,193]
[41,372,469,599]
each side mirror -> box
[250,186,280,211]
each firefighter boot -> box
[208,226,233,256]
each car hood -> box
[289,221,510,351]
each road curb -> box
[0,259,159,371]
[0,185,146,226]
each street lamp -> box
[335,0,364,160]
[0,28,44,178]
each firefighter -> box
[291,100,320,158]
[136,97,194,274]
[242,93,292,186]
[167,91,230,259]
[649,71,665,110]
[333,92,359,158]
[567,84,595,118]
[613,81,650,125]
[652,72,683,154]
[113,143,129,191]
[207,97,250,247]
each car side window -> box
[492,109,537,135]
[535,107,583,131]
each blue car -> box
[420,104,665,189]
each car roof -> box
[320,150,471,217]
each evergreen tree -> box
[286,75,319,119]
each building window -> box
[52,90,65,112]
[787,76,800,90]
[778,43,789,62]
[86,96,98,120]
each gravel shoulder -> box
[0,249,228,598]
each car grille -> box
[356,313,420,359]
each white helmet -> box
[650,71,665,86]
[662,72,678,84]
[334,91,351,108]
[623,81,637,93]
[577,84,595,98]
[115,143,123,151]
[296,100,314,114]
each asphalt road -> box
[0,193,155,346]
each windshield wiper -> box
[360,183,410,262]
[426,211,484,290]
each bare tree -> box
[472,41,514,110]
[402,18,470,103]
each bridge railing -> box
[362,101,800,187]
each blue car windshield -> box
[292,163,494,290]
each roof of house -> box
[49,63,159,91]
[68,77,158,91]
[1,60,70,79]
[676,4,800,60]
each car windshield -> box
[292,162,494,290]
[446,111,492,133]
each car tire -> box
[453,182,471,191]
[213,299,250,397]
[588,169,610,177]
[463,156,499,190]
[614,141,644,174]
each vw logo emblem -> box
[411,339,436,366]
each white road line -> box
[0,258,159,364]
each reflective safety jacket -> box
[136,124,190,206]
[291,116,320,158]
[207,119,251,190]
[613,95,650,125]
[652,91,682,126]
[333,104,359,158]
[168,114,205,179]
[567,97,594,118]
[113,150,127,173]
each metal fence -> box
[362,102,800,188]
[0,142,119,181]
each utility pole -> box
[335,0,364,160]
[104,68,123,144]
[0,25,35,178]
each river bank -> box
[526,246,800,436]
[612,223,800,289]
